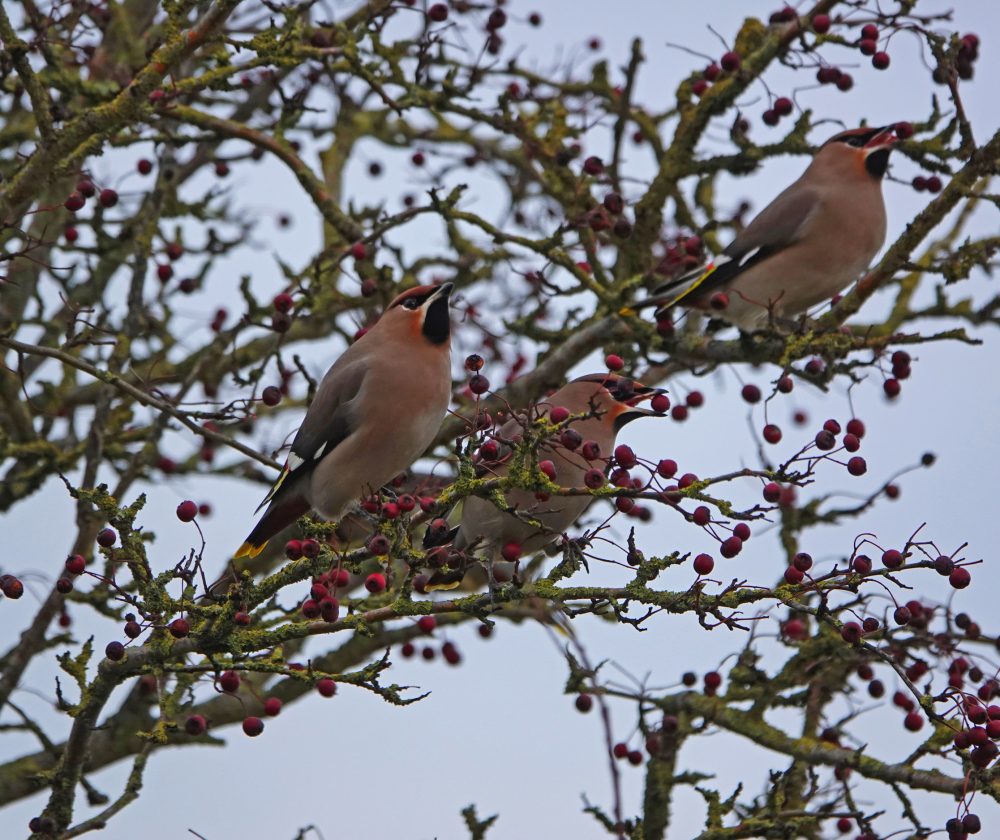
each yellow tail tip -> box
[424,577,463,592]
[234,540,267,559]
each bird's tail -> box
[233,493,310,560]
[648,261,720,314]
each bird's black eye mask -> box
[394,290,433,310]
[829,127,884,148]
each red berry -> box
[719,536,742,558]
[365,572,387,593]
[99,188,118,208]
[612,742,629,759]
[882,549,904,569]
[812,14,830,33]
[137,159,153,175]
[316,678,337,697]
[263,697,282,716]
[469,374,490,395]
[650,393,670,413]
[575,694,594,713]
[168,618,190,638]
[657,459,678,478]
[273,292,294,313]
[605,353,624,371]
[763,482,781,502]
[904,711,924,732]
[602,192,624,214]
[840,622,862,644]
[614,444,637,469]
[176,500,198,522]
[219,670,240,692]
[367,534,390,555]
[835,73,854,91]
[549,405,570,424]
[872,51,891,70]
[950,567,972,589]
[501,542,522,562]
[97,527,116,547]
[741,384,761,403]
[427,3,448,21]
[883,378,901,398]
[319,597,339,623]
[242,716,264,737]
[64,191,86,212]
[894,121,914,139]
[583,156,604,176]
[105,641,125,661]
[774,97,793,116]
[847,456,867,476]
[442,641,462,665]
[693,553,714,575]
[861,24,879,40]
[417,616,437,634]
[784,566,804,585]
[185,715,207,735]
[720,51,741,72]
[763,424,782,444]
[65,554,86,575]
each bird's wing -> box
[253,360,366,515]
[652,185,820,308]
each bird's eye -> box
[846,136,866,148]
[402,297,420,310]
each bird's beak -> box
[613,386,667,427]
[863,126,897,152]
[426,282,454,304]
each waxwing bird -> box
[425,374,665,589]
[234,283,454,559]
[647,125,898,331]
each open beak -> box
[622,384,664,408]
[614,384,667,426]
[863,126,897,152]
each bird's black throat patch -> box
[866,148,891,179]
[422,296,451,344]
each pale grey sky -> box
[3,1,999,838]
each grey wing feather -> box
[649,185,819,305]
[289,360,366,465]
[722,183,819,260]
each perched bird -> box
[648,125,898,331]
[425,373,665,589]
[234,283,454,560]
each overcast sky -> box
[3,1,1000,838]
